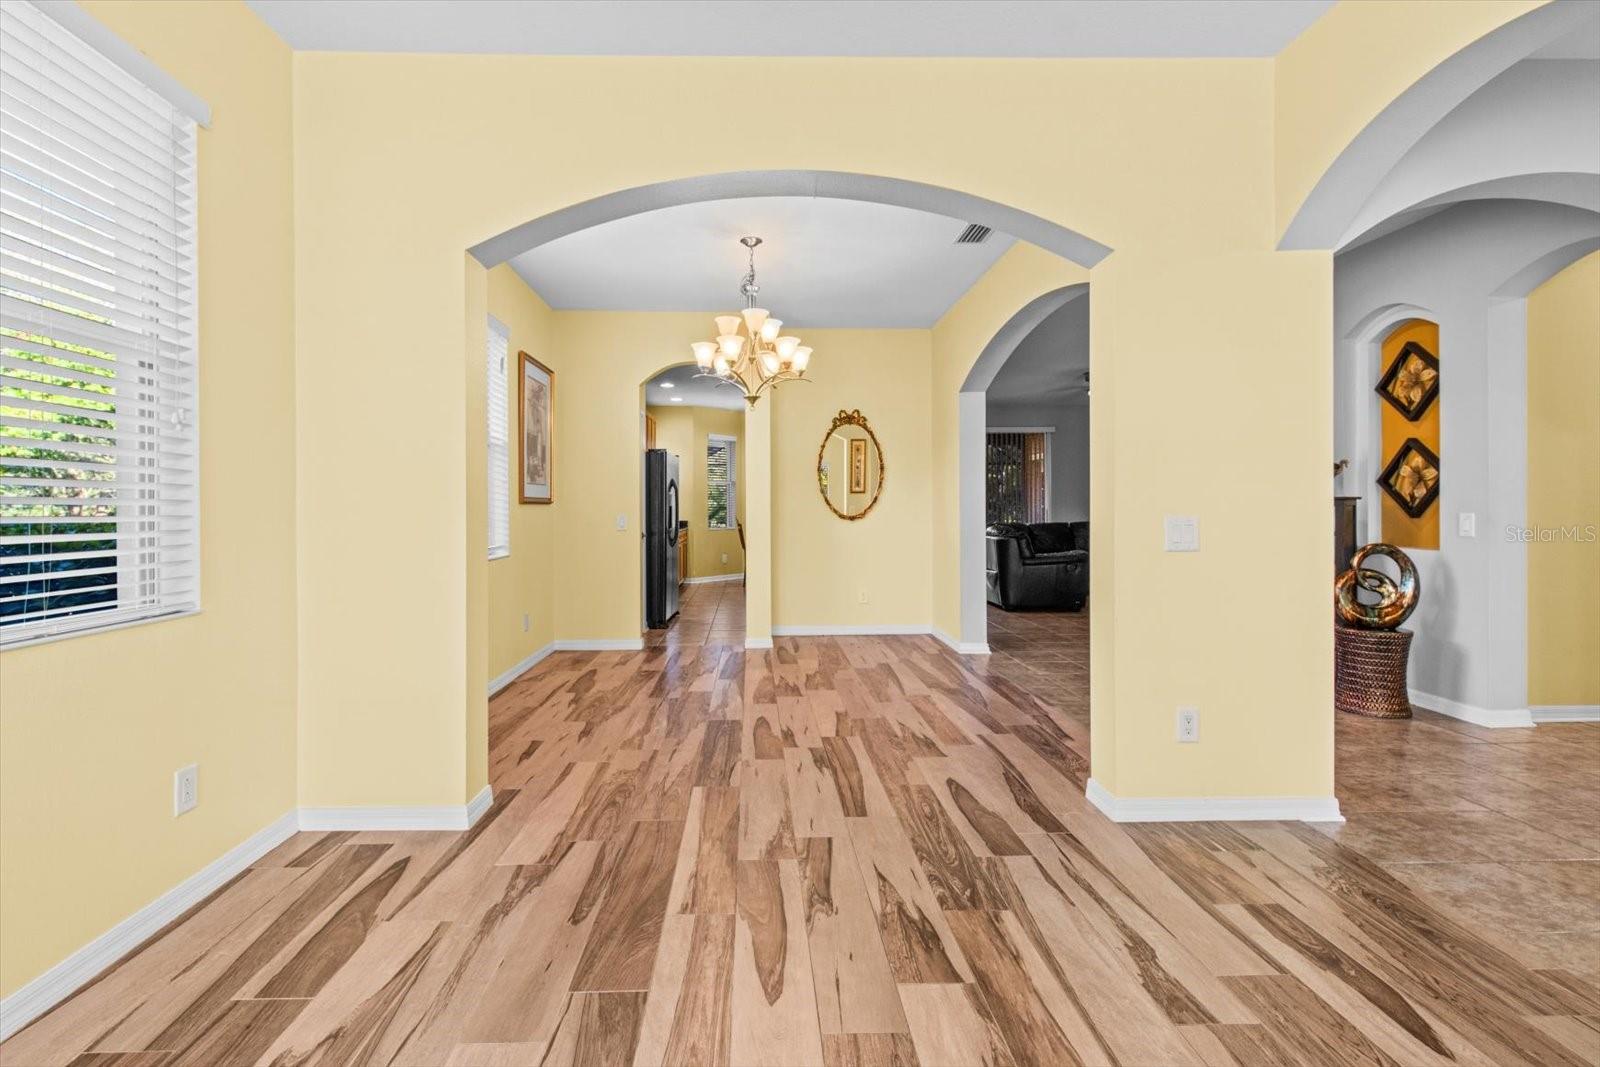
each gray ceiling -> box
[245,1,1334,57]
[512,196,1014,328]
[987,292,1090,407]
[645,363,747,411]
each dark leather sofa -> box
[985,521,1089,611]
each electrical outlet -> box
[858,589,869,604]
[1176,707,1199,743]
[1163,515,1200,552]
[721,552,729,564]
[522,612,530,632]
[174,764,198,816]
[615,514,628,531]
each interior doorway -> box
[641,363,747,647]
[973,288,1093,758]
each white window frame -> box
[1,1,204,648]
[707,433,737,530]
[486,316,510,560]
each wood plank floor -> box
[5,605,1598,1066]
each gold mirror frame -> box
[816,409,885,521]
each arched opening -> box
[469,169,1111,269]
[1280,0,1598,250]
[955,285,1090,652]
[640,361,748,646]
[1322,5,1600,900]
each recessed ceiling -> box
[246,0,1333,57]
[511,196,1015,328]
[645,364,747,411]
[988,292,1090,407]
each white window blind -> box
[0,0,200,646]
[707,435,735,530]
[486,316,509,560]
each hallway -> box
[5,624,1596,1065]
[646,581,745,649]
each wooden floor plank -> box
[731,860,825,1067]
[10,607,1598,1067]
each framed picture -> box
[1378,437,1440,519]
[519,351,554,504]
[1375,339,1439,421]
[849,437,868,493]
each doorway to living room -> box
[975,287,1093,763]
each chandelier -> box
[691,236,811,407]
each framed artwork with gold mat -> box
[519,351,554,504]
[1378,437,1440,519]
[1375,339,1439,420]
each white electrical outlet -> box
[174,764,198,816]
[1163,516,1200,552]
[721,552,729,564]
[615,514,628,531]
[858,589,869,604]
[1176,707,1199,743]
[522,612,530,632]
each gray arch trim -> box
[1492,236,1600,300]
[469,170,1113,269]
[1279,0,1596,252]
[960,283,1089,393]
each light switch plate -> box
[1458,512,1477,538]
[1164,515,1199,552]
[615,514,627,531]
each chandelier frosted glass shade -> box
[693,236,811,406]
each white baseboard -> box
[772,624,931,637]
[1409,688,1534,729]
[1530,704,1600,723]
[934,628,991,656]
[744,636,774,649]
[298,785,494,832]
[0,810,300,1042]
[552,638,644,652]
[1086,778,1344,824]
[489,642,555,696]
[683,573,743,585]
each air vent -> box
[954,223,992,245]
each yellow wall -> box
[647,404,746,580]
[0,0,1553,1005]
[0,1,297,998]
[287,49,1338,813]
[1273,0,1542,239]
[486,266,557,681]
[774,330,933,628]
[1527,251,1600,707]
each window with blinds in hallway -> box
[986,431,1050,525]
[486,317,509,560]
[0,0,200,646]
[707,434,736,529]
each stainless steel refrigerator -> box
[645,448,680,628]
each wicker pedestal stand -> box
[1335,625,1414,718]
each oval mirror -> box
[817,409,885,520]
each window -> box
[707,434,736,529]
[986,430,1051,525]
[1,1,200,646]
[486,317,509,559]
